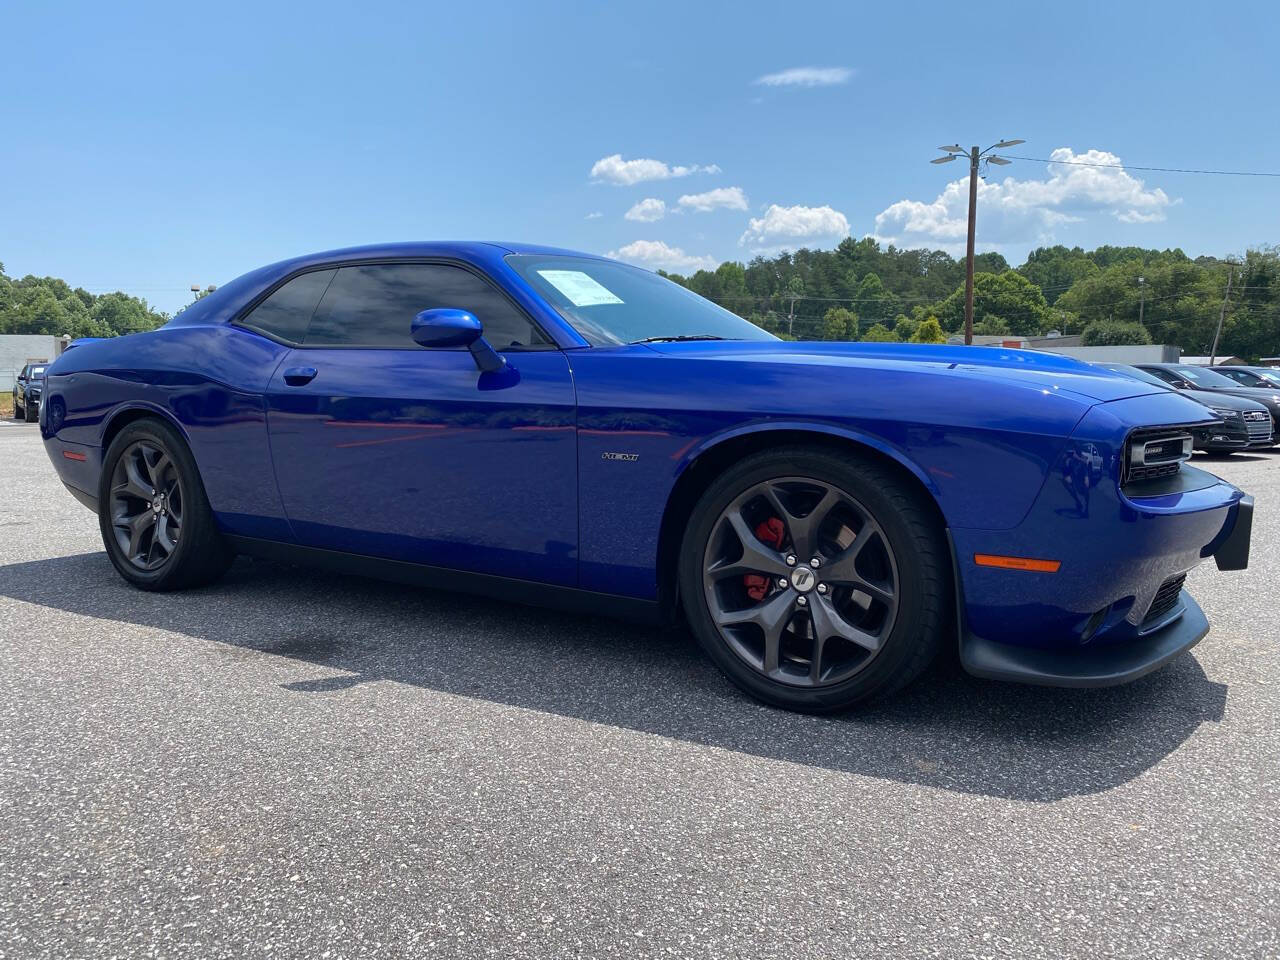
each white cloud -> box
[755,66,853,88]
[678,186,749,213]
[873,147,1175,248]
[740,204,851,247]
[607,240,717,273]
[585,211,603,220]
[590,153,721,186]
[624,198,667,222]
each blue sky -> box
[3,0,1278,314]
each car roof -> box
[271,240,604,268]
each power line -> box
[1003,155,1280,178]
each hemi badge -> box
[63,450,88,462]
[601,452,639,462]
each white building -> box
[1,335,69,391]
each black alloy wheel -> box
[679,447,948,712]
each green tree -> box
[860,322,897,342]
[1081,319,1153,346]
[892,315,919,341]
[973,316,1012,336]
[821,306,858,341]
[929,270,1051,336]
[909,317,947,343]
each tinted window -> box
[241,269,336,343]
[1141,367,1183,386]
[1171,365,1240,388]
[305,263,549,349]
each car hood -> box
[640,341,1164,403]
[1183,389,1268,411]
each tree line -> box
[0,262,170,339]
[662,239,1280,360]
[3,241,1278,360]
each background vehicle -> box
[1095,362,1274,451]
[37,243,1252,712]
[1136,363,1280,432]
[12,363,46,422]
[1215,365,1280,389]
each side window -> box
[1144,368,1179,386]
[240,269,336,343]
[304,263,550,350]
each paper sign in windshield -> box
[537,270,624,307]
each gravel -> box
[1,421,1276,958]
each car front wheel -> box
[679,446,949,712]
[98,418,233,590]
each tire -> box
[13,399,23,420]
[98,417,233,591]
[24,401,37,423]
[678,446,949,712]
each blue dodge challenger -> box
[39,242,1253,711]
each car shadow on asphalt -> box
[0,551,1228,803]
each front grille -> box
[1127,462,1180,481]
[1244,411,1272,441]
[1143,572,1186,625]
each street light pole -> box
[963,146,979,347]
[931,139,1024,345]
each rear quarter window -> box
[238,269,337,344]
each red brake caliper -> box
[744,517,786,601]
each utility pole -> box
[932,139,1024,345]
[963,146,979,347]
[1137,276,1145,326]
[1209,267,1234,365]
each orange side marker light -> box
[974,553,1061,573]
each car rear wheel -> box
[98,418,233,590]
[24,401,37,423]
[679,446,949,712]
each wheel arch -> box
[656,424,950,622]
[100,402,193,456]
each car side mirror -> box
[411,308,507,374]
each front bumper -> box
[961,590,1208,686]
[951,394,1251,688]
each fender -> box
[669,417,942,498]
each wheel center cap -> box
[152,497,164,513]
[791,565,817,593]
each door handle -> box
[283,366,318,386]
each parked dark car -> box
[1095,363,1274,451]
[1215,365,1280,389]
[1136,363,1280,431]
[12,363,47,422]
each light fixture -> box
[931,155,957,164]
[987,156,1011,166]
[938,144,963,153]
[992,139,1025,148]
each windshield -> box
[1230,368,1280,387]
[1250,368,1280,386]
[506,255,777,347]
[1097,363,1172,389]
[1173,365,1247,388]
[28,366,46,379]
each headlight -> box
[1210,406,1240,419]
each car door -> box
[264,260,578,586]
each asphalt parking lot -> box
[1,421,1277,959]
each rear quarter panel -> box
[42,325,292,539]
